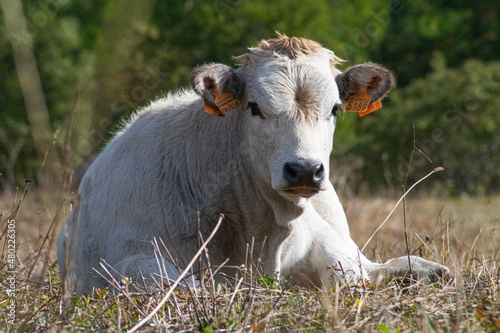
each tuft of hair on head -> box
[258,32,325,59]
[235,32,344,68]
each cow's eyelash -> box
[248,102,265,119]
[331,103,341,117]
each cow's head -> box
[192,34,395,202]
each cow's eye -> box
[248,102,265,119]
[331,103,341,117]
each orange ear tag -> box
[359,98,382,117]
[202,86,240,117]
[203,99,225,116]
[214,87,240,116]
[344,87,382,117]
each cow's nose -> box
[283,161,325,188]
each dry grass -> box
[1,187,499,332]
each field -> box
[1,186,499,332]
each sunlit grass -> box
[1,189,499,332]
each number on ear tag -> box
[203,87,240,117]
[213,87,239,116]
[344,87,383,117]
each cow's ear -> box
[335,63,396,106]
[191,64,246,117]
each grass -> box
[1,186,499,332]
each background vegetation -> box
[1,1,499,332]
[1,0,498,195]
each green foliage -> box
[0,0,384,190]
[254,275,279,289]
[371,0,499,87]
[0,0,98,188]
[335,59,500,195]
[377,324,403,333]
[0,0,498,194]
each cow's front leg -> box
[310,227,370,285]
[366,256,454,284]
[311,183,454,285]
[278,203,370,287]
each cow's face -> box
[240,57,340,200]
[192,36,395,202]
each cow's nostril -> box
[314,164,325,182]
[284,163,299,182]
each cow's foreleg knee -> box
[311,233,370,286]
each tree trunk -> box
[1,0,59,187]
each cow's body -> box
[58,35,452,294]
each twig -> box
[23,198,66,288]
[61,91,79,191]
[127,214,224,333]
[361,167,444,253]
[465,223,487,272]
[414,232,437,258]
[12,179,31,220]
[225,276,244,317]
[96,262,148,317]
[402,126,417,279]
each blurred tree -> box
[71,0,156,162]
[3,0,384,190]
[0,0,95,189]
[0,0,498,196]
[332,0,499,196]
[66,0,386,167]
[0,0,57,187]
[370,0,499,87]
[335,59,500,195]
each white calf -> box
[57,34,452,294]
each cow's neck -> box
[255,181,307,227]
[235,177,317,275]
